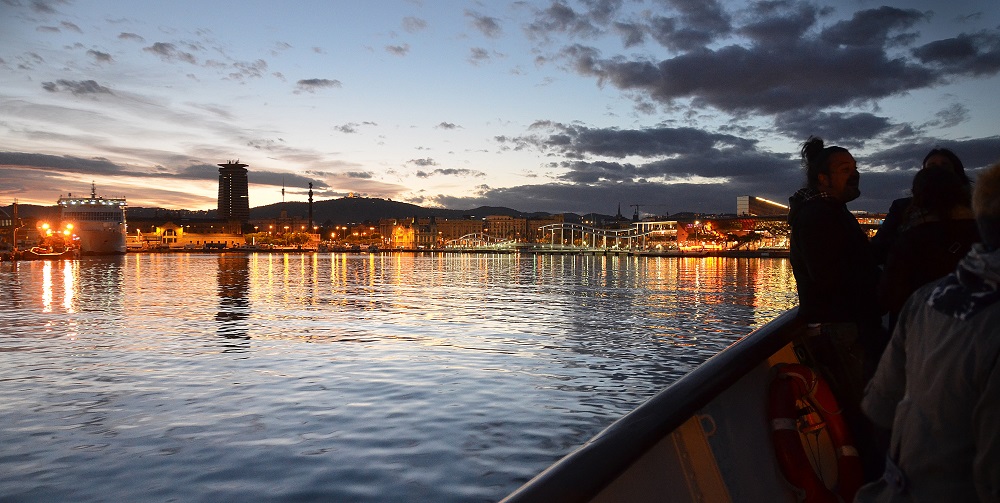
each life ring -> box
[768,363,862,503]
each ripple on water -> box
[0,254,797,502]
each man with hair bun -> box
[857,161,1000,501]
[788,136,886,479]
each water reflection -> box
[216,254,250,343]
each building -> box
[736,196,789,217]
[217,160,250,223]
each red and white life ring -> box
[768,363,863,503]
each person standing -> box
[878,165,979,324]
[788,136,886,479]
[857,160,1000,502]
[871,147,971,264]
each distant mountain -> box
[3,197,625,225]
[0,203,59,221]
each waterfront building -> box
[737,196,790,217]
[484,215,527,242]
[217,160,250,224]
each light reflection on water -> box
[0,253,796,502]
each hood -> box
[927,244,1000,320]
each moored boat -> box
[20,245,80,260]
[502,308,859,503]
[58,183,127,255]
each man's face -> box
[818,151,861,203]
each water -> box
[0,253,797,502]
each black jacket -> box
[788,188,883,324]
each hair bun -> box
[800,136,825,166]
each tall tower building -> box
[217,160,249,223]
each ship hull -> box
[75,223,127,255]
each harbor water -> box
[0,253,797,502]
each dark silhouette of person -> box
[788,136,886,480]
[871,148,971,264]
[878,165,979,326]
[857,160,1000,501]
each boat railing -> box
[501,307,804,503]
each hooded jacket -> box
[858,244,1000,501]
[788,187,882,324]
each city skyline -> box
[3,0,1000,215]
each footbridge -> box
[443,233,519,250]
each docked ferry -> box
[58,184,127,255]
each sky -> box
[2,0,1000,216]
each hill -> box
[248,197,563,224]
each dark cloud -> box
[514,121,756,158]
[143,42,197,64]
[40,79,113,95]
[466,10,503,38]
[229,59,267,81]
[345,171,374,179]
[436,122,459,129]
[647,0,732,51]
[415,168,486,178]
[931,103,970,128]
[912,31,1000,76]
[469,47,491,64]
[386,44,410,56]
[118,32,144,42]
[402,16,427,33]
[526,1,602,40]
[819,6,926,48]
[29,0,65,14]
[408,158,437,167]
[60,20,81,33]
[0,152,125,175]
[553,4,1000,116]
[774,110,897,148]
[613,21,643,47]
[86,49,112,63]
[295,78,342,93]
[37,26,60,33]
[334,121,376,134]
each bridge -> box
[443,233,519,250]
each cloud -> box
[912,31,1000,76]
[402,16,427,33]
[334,121,377,134]
[408,158,437,167]
[526,1,602,40]
[60,21,81,33]
[646,0,733,51]
[466,10,502,38]
[143,42,197,64]
[551,4,1000,116]
[513,121,756,159]
[229,59,268,81]
[386,43,410,56]
[436,122,459,129]
[415,168,486,178]
[345,171,374,179]
[295,78,342,93]
[469,47,491,64]
[0,152,126,175]
[86,49,112,63]
[41,79,113,95]
[118,32,144,42]
[774,110,898,148]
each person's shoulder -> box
[888,197,912,213]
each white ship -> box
[58,183,127,255]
